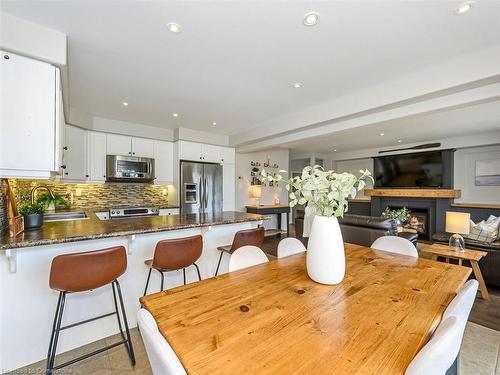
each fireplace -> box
[389,206,430,240]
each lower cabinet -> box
[159,208,179,216]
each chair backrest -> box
[371,236,418,258]
[49,246,127,292]
[228,245,269,272]
[443,279,478,328]
[405,316,462,375]
[153,235,203,270]
[277,237,306,258]
[137,308,187,375]
[230,227,265,252]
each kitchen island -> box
[0,211,266,371]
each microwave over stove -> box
[106,155,155,182]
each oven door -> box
[106,155,155,182]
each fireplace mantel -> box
[364,189,461,199]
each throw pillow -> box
[467,218,499,243]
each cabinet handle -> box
[86,174,89,178]
[63,146,68,150]
[64,172,68,175]
[133,152,135,155]
[3,55,9,60]
[60,165,67,169]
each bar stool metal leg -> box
[143,268,152,296]
[114,280,136,365]
[183,268,186,285]
[215,251,224,276]
[193,263,202,281]
[46,291,66,374]
[159,270,164,291]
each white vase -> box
[306,215,345,285]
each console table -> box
[246,205,290,237]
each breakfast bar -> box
[0,211,266,371]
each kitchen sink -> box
[44,211,89,222]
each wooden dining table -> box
[140,243,471,375]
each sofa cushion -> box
[338,214,397,233]
[467,216,499,243]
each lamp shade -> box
[445,212,470,235]
[250,185,262,199]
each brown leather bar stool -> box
[46,246,135,374]
[143,235,203,295]
[214,226,265,276]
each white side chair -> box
[277,238,306,258]
[405,316,462,375]
[228,245,269,272]
[443,279,479,322]
[371,236,418,258]
[137,308,186,375]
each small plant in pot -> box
[382,207,411,227]
[261,165,373,285]
[19,201,46,230]
[37,192,70,212]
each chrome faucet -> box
[31,185,55,204]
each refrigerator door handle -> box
[199,176,203,212]
[204,176,208,212]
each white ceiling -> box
[2,0,500,145]
[281,98,500,153]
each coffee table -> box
[420,243,489,300]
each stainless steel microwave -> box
[106,155,155,182]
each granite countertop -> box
[0,211,267,250]
[90,205,180,212]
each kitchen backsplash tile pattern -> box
[0,179,8,234]
[9,179,176,211]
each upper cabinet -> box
[153,140,174,183]
[87,131,107,182]
[61,125,87,181]
[107,134,154,158]
[0,51,63,178]
[177,141,235,164]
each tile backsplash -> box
[8,179,176,212]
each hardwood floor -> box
[469,286,500,332]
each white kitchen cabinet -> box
[220,147,236,164]
[177,141,236,164]
[132,137,154,158]
[62,125,87,181]
[106,134,132,156]
[222,164,235,211]
[201,144,222,163]
[0,50,62,178]
[159,208,179,216]
[87,131,107,182]
[153,140,173,183]
[177,141,203,161]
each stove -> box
[109,207,159,219]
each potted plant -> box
[261,165,372,285]
[19,201,46,230]
[382,207,411,227]
[37,192,70,212]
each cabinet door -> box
[201,144,222,163]
[220,147,236,164]
[178,141,203,161]
[132,137,154,158]
[87,132,107,182]
[222,164,235,211]
[63,125,87,181]
[153,140,173,183]
[159,208,179,216]
[0,51,56,174]
[106,134,131,156]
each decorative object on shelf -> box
[445,211,471,252]
[3,179,24,237]
[252,158,281,186]
[37,192,70,212]
[249,185,262,206]
[382,206,411,226]
[262,165,372,285]
[19,200,46,230]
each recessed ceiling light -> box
[455,1,473,14]
[293,82,303,88]
[212,122,217,126]
[303,12,320,26]
[122,102,129,107]
[172,113,179,117]
[333,149,337,152]
[397,139,402,143]
[167,22,182,33]
[379,133,385,137]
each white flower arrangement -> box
[261,165,373,218]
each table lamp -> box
[445,211,470,252]
[250,185,262,206]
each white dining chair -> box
[405,316,462,375]
[371,236,418,258]
[137,308,187,375]
[277,238,306,258]
[443,279,478,322]
[228,245,269,272]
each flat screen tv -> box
[373,151,444,188]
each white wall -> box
[333,158,374,199]
[235,149,289,230]
[174,127,229,146]
[0,13,67,66]
[454,145,500,204]
[92,116,174,141]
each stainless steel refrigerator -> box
[180,161,223,214]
